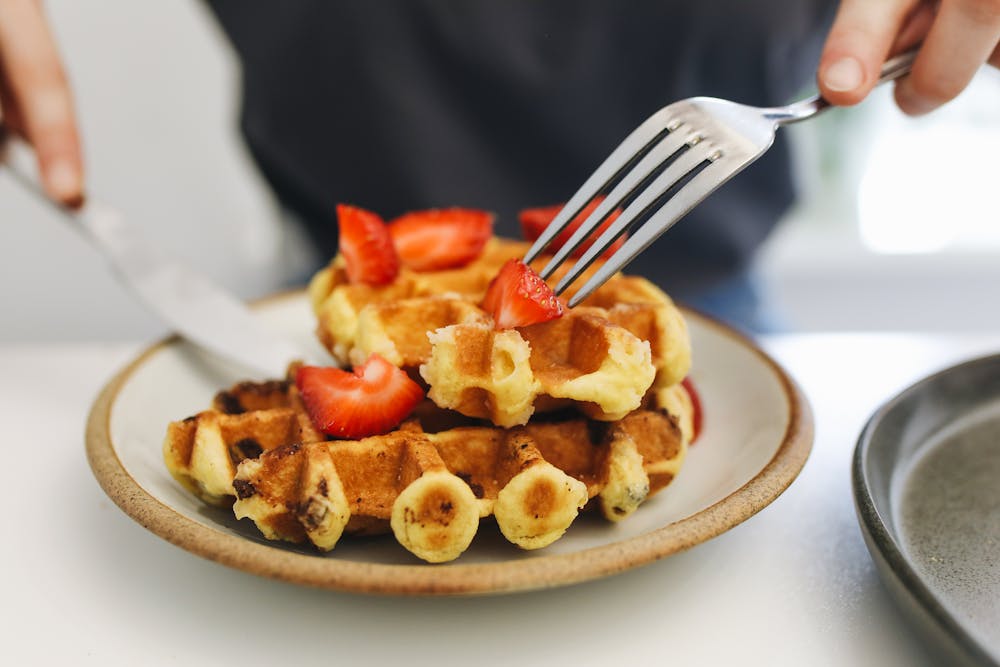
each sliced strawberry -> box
[519,196,625,259]
[296,355,424,439]
[681,376,703,444]
[481,259,564,330]
[388,208,494,271]
[337,204,400,286]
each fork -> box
[525,50,917,307]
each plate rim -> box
[852,353,1000,666]
[86,295,814,596]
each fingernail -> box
[44,160,82,204]
[823,57,864,92]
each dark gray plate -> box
[854,354,1000,666]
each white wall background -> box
[2,1,999,341]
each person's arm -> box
[0,0,84,206]
[818,0,1000,115]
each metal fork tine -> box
[538,128,691,279]
[523,106,677,265]
[553,144,712,296]
[566,151,759,307]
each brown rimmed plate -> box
[86,293,812,595]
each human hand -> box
[0,0,84,206]
[818,0,1000,115]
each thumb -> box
[818,0,917,106]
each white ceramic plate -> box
[86,293,812,595]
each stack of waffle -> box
[163,237,695,563]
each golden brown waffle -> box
[163,377,691,563]
[308,237,692,426]
[162,379,324,506]
[421,311,655,426]
[307,238,529,363]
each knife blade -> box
[1,131,310,378]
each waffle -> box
[163,376,691,563]
[162,379,323,506]
[421,311,654,426]
[307,238,527,364]
[308,237,692,426]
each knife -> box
[1,130,312,379]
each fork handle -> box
[764,48,918,126]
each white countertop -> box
[3,333,998,666]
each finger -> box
[991,42,1000,67]
[891,2,937,54]
[0,77,26,132]
[0,0,84,206]
[818,0,919,106]
[895,0,1000,115]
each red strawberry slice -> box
[337,204,400,286]
[519,196,625,259]
[681,376,703,444]
[388,208,494,271]
[481,259,564,330]
[296,355,424,439]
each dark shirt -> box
[205,0,832,302]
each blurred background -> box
[2,1,998,342]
